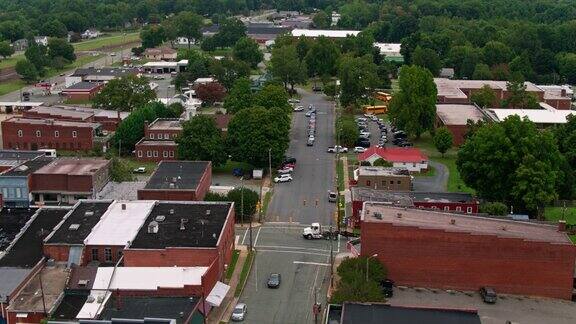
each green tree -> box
[482,41,512,67]
[433,127,453,157]
[177,115,227,166]
[15,60,38,83]
[270,45,307,92]
[226,107,290,167]
[472,63,492,80]
[0,41,15,59]
[232,37,263,69]
[331,256,387,304]
[411,46,441,76]
[373,158,393,167]
[25,43,48,76]
[479,202,508,216]
[171,11,203,50]
[558,53,576,84]
[224,77,254,114]
[93,75,157,111]
[509,53,534,80]
[112,103,159,154]
[337,117,360,148]
[140,25,166,49]
[470,85,497,108]
[388,65,437,138]
[338,55,379,107]
[42,19,68,38]
[213,18,246,47]
[312,11,330,29]
[305,37,341,78]
[47,38,75,62]
[457,116,565,215]
[255,84,291,112]
[502,79,540,109]
[338,0,378,29]
[227,187,259,222]
[109,157,135,182]
[208,57,250,90]
[446,45,482,79]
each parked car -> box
[353,147,367,153]
[307,137,315,146]
[293,105,304,112]
[277,168,293,174]
[355,140,371,148]
[308,104,314,109]
[267,273,282,288]
[312,85,322,92]
[133,167,146,173]
[328,191,338,202]
[327,146,348,153]
[480,287,497,304]
[305,111,313,117]
[231,303,247,321]
[282,162,295,169]
[359,131,370,138]
[274,174,293,183]
[398,141,413,147]
[380,279,394,298]
[283,157,297,164]
[394,131,407,139]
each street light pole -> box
[268,148,272,181]
[366,254,378,282]
[241,176,244,227]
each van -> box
[38,149,57,157]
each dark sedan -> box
[267,273,281,288]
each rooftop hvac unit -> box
[85,211,94,217]
[78,280,90,287]
[206,210,211,215]
[69,224,80,230]
[155,215,166,222]
[169,209,175,214]
[148,221,159,234]
[373,212,382,219]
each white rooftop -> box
[143,61,178,68]
[83,200,155,246]
[92,267,208,291]
[291,29,360,38]
[0,101,44,107]
[488,107,575,124]
[374,43,402,56]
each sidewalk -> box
[207,246,248,324]
[341,155,350,190]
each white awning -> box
[206,281,230,307]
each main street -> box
[266,89,337,225]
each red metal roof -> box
[358,147,428,163]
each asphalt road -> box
[266,89,336,225]
[237,223,346,324]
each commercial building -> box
[0,156,54,207]
[61,82,105,101]
[352,167,412,191]
[360,203,576,300]
[23,105,129,131]
[203,23,292,44]
[142,60,188,74]
[486,103,575,127]
[29,158,111,205]
[144,118,182,140]
[435,104,490,145]
[135,139,178,162]
[137,161,212,201]
[349,188,478,228]
[0,150,45,173]
[373,43,403,62]
[434,78,572,109]
[144,47,178,61]
[1,117,103,151]
[66,67,139,87]
[358,147,428,173]
[291,29,360,38]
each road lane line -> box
[254,227,262,247]
[256,245,330,253]
[241,230,248,245]
[257,249,329,257]
[337,234,341,253]
[293,261,330,266]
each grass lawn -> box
[73,32,140,51]
[414,164,436,177]
[213,160,254,174]
[0,80,26,96]
[544,207,576,224]
[0,53,24,69]
[120,158,158,176]
[390,79,400,93]
[225,250,241,281]
[234,250,255,297]
[337,158,345,190]
[262,191,272,216]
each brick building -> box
[0,150,44,173]
[434,78,572,110]
[1,117,103,151]
[144,47,178,61]
[137,161,212,201]
[352,167,412,191]
[135,139,177,162]
[29,158,111,205]
[435,104,489,145]
[23,105,129,131]
[0,156,54,207]
[65,67,139,87]
[359,203,576,300]
[61,82,105,101]
[349,188,478,228]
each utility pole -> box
[241,176,244,227]
[268,148,272,182]
[329,224,334,288]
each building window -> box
[150,133,155,139]
[91,248,99,261]
[54,130,59,137]
[397,181,401,184]
[147,150,152,157]
[169,151,174,157]
[18,130,23,137]
[15,188,22,198]
[157,133,163,140]
[444,206,449,211]
[165,133,169,139]
[431,206,437,209]
[72,131,77,138]
[104,248,112,262]
[36,130,41,137]
[163,151,168,157]
[2,188,7,197]
[137,150,143,157]
[366,180,371,186]
[381,180,386,186]
[413,163,416,167]
[466,207,473,214]
[456,206,462,212]
[153,150,158,157]
[389,180,393,184]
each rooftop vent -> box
[69,224,80,231]
[121,203,126,210]
[169,183,175,189]
[155,215,166,222]
[180,218,188,231]
[396,213,402,219]
[169,209,175,215]
[373,212,382,220]
[78,280,90,287]
[212,233,217,239]
[450,219,456,225]
[206,210,211,216]
[501,226,507,231]
[147,221,159,234]
[86,296,95,303]
[85,211,94,217]
[16,165,29,172]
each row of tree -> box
[15,38,76,83]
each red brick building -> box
[61,81,105,101]
[137,161,212,201]
[434,78,572,110]
[135,139,177,162]
[360,203,576,300]
[2,117,102,151]
[349,188,479,228]
[435,104,489,145]
[23,105,129,131]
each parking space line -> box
[257,249,329,257]
[254,227,262,247]
[293,261,330,266]
[241,230,248,245]
[256,245,330,253]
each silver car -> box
[231,303,247,321]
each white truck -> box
[302,223,338,240]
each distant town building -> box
[137,161,212,201]
[352,166,413,191]
[358,147,428,173]
[144,46,178,61]
[435,104,489,145]
[61,82,105,101]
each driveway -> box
[413,160,448,192]
[266,88,336,225]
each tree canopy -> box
[93,75,157,112]
[176,115,227,167]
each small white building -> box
[142,60,188,73]
[81,29,101,39]
[34,36,48,46]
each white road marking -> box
[256,245,330,253]
[257,249,329,257]
[241,230,248,245]
[235,235,240,246]
[293,261,330,266]
[337,234,341,253]
[253,227,262,247]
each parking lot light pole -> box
[366,254,378,282]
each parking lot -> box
[389,286,576,324]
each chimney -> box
[561,88,567,97]
[558,219,567,232]
[396,213,402,218]
[144,120,149,132]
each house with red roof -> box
[358,147,428,172]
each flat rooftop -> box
[144,161,210,190]
[100,296,198,324]
[35,158,110,176]
[0,150,44,165]
[65,81,102,90]
[0,268,32,303]
[436,104,486,125]
[1,156,54,177]
[0,208,37,251]
[148,118,182,130]
[45,201,112,244]
[351,188,476,205]
[51,294,89,320]
[434,78,542,100]
[72,67,139,77]
[92,267,207,290]
[0,208,69,267]
[7,264,68,312]
[340,303,481,324]
[4,117,100,129]
[487,107,575,124]
[362,204,572,244]
[357,166,411,177]
[129,201,232,249]
[26,105,94,120]
[136,139,178,146]
[84,201,155,246]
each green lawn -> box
[0,80,26,96]
[213,160,254,175]
[0,53,24,69]
[544,207,576,224]
[337,158,345,190]
[261,191,272,216]
[225,250,241,281]
[73,32,140,51]
[235,251,255,297]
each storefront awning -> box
[206,281,230,307]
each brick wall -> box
[1,120,95,151]
[136,189,196,201]
[135,143,178,162]
[145,129,181,140]
[545,98,572,110]
[83,245,124,265]
[123,247,218,267]
[356,175,411,191]
[43,244,71,262]
[361,222,576,299]
[30,174,93,193]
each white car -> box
[274,174,293,183]
[231,303,247,321]
[293,105,304,112]
[327,146,348,153]
[353,147,367,153]
[277,167,293,174]
[288,98,300,103]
